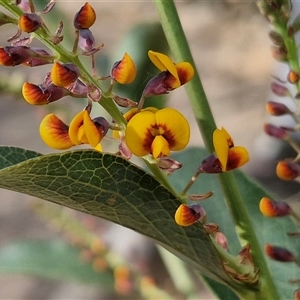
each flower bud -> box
[215,231,228,250]
[259,197,291,217]
[276,160,300,181]
[175,204,206,227]
[270,82,290,97]
[288,70,300,84]
[19,13,42,33]
[50,62,80,88]
[199,154,223,173]
[0,46,37,66]
[266,101,290,116]
[22,82,70,105]
[111,53,136,84]
[74,2,96,29]
[265,243,296,262]
[294,289,300,300]
[264,123,288,139]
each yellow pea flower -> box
[142,50,194,98]
[200,127,249,173]
[125,107,190,158]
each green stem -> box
[153,0,279,299]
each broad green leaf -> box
[0,239,114,287]
[0,146,41,170]
[171,148,300,299]
[0,146,241,292]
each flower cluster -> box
[0,1,194,157]
[257,0,300,292]
[0,1,251,246]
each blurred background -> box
[0,0,297,299]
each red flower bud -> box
[19,13,42,33]
[276,160,300,181]
[264,123,288,139]
[74,2,96,29]
[270,82,290,97]
[266,101,290,116]
[51,62,80,88]
[0,46,37,66]
[175,204,206,227]
[288,70,300,84]
[22,82,70,105]
[265,243,296,262]
[294,289,300,300]
[259,197,291,217]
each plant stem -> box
[153,0,280,299]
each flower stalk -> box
[153,0,279,298]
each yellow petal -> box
[83,110,101,147]
[77,125,89,144]
[39,114,74,150]
[69,110,85,145]
[176,62,194,85]
[125,110,156,157]
[148,50,179,82]
[213,127,233,171]
[226,146,249,171]
[94,144,102,152]
[154,108,190,151]
[112,53,136,84]
[151,135,170,158]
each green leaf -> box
[0,146,41,170]
[171,148,300,299]
[0,239,114,287]
[0,146,241,292]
